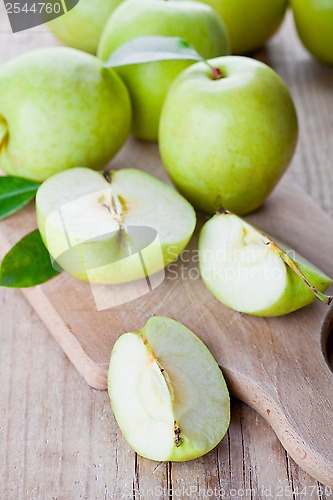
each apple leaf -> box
[103,36,204,68]
[0,229,60,288]
[0,176,40,220]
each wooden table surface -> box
[1,6,333,499]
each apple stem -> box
[268,241,333,305]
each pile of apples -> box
[1,0,333,462]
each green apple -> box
[199,211,332,316]
[0,47,131,182]
[159,56,298,215]
[48,0,124,54]
[291,0,333,65]
[98,0,229,141]
[197,0,288,54]
[109,316,230,461]
[36,167,196,284]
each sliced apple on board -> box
[199,212,332,317]
[108,316,230,461]
[36,167,196,284]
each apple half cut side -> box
[36,167,196,284]
[0,48,131,182]
[108,316,230,462]
[199,212,333,317]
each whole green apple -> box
[159,56,298,215]
[48,0,124,54]
[196,0,288,54]
[291,0,333,64]
[98,0,229,142]
[0,47,131,182]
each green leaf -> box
[0,229,60,288]
[103,36,204,68]
[0,176,40,220]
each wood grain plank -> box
[2,7,333,500]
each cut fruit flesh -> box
[108,316,230,462]
[36,167,196,284]
[199,212,332,316]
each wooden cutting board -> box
[1,138,333,487]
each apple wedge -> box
[108,316,230,461]
[36,168,196,284]
[199,212,332,316]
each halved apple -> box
[36,168,196,284]
[108,316,230,461]
[199,212,332,316]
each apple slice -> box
[199,212,332,316]
[108,316,230,461]
[36,168,196,284]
